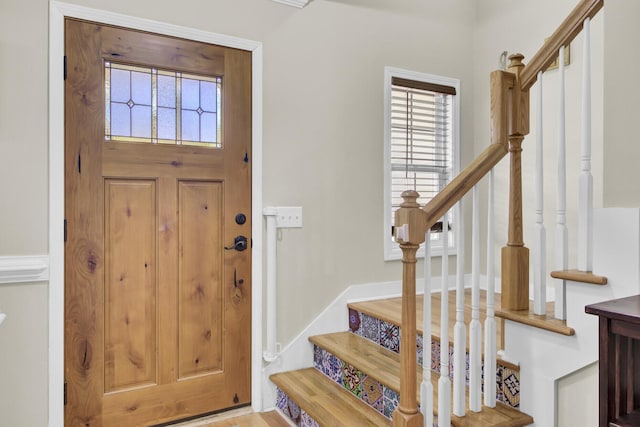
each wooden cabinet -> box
[586,295,640,427]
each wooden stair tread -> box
[310,331,412,395]
[496,301,575,336]
[270,367,391,427]
[310,332,533,427]
[550,269,608,285]
[347,290,518,369]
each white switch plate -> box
[275,207,303,228]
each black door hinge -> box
[64,381,68,405]
[64,219,67,242]
[63,56,67,80]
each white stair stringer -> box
[502,208,640,426]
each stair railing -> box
[392,0,603,425]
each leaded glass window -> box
[105,62,222,147]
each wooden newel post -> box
[502,54,531,311]
[393,190,427,427]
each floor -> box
[169,408,293,427]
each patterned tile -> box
[502,368,520,408]
[313,345,322,371]
[380,320,400,353]
[416,333,424,365]
[348,308,362,334]
[382,386,399,419]
[361,313,380,343]
[361,375,384,413]
[276,388,288,415]
[300,411,319,427]
[288,397,301,424]
[466,353,471,384]
[447,343,455,379]
[496,364,505,403]
[342,362,362,398]
[313,347,342,384]
[431,339,441,373]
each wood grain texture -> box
[506,137,525,248]
[550,269,608,285]
[273,356,533,426]
[202,411,292,427]
[421,144,508,229]
[348,290,506,354]
[178,181,224,378]
[65,18,106,427]
[586,297,640,427]
[271,368,391,427]
[496,301,575,336]
[507,55,530,138]
[501,246,530,311]
[395,244,422,425]
[310,332,412,395]
[104,180,157,392]
[65,19,252,426]
[520,0,604,90]
[490,70,514,148]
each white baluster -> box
[578,17,593,272]
[438,216,451,427]
[484,169,496,408]
[534,71,547,316]
[421,230,434,427]
[555,45,568,320]
[453,200,466,417]
[469,186,482,412]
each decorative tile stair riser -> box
[349,308,520,409]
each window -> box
[384,67,460,260]
[105,62,222,147]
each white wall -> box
[0,283,49,427]
[0,0,51,426]
[557,363,598,427]
[603,0,640,207]
[0,0,476,424]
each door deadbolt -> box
[235,213,247,225]
[225,235,248,252]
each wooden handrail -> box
[421,143,508,229]
[391,2,605,425]
[520,0,603,91]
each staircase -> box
[266,0,610,425]
[271,291,533,426]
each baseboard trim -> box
[0,255,49,285]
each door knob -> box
[225,235,248,252]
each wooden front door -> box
[64,19,252,426]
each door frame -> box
[48,3,264,425]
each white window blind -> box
[390,78,455,224]
[384,68,459,260]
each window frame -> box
[383,66,461,261]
